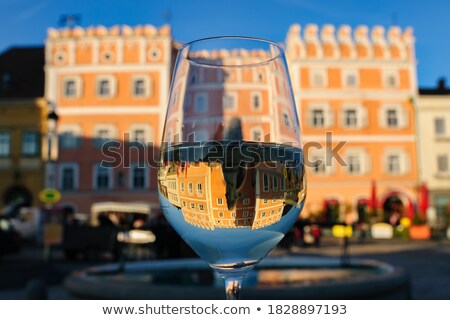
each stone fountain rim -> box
[64,256,410,299]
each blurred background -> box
[0,0,449,299]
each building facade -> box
[0,47,48,209]
[45,25,173,213]
[285,24,419,222]
[417,79,450,222]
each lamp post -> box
[45,103,59,189]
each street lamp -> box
[45,102,59,189]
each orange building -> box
[158,159,305,230]
[45,25,173,213]
[286,24,419,222]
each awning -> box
[91,202,152,216]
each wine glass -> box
[158,36,306,299]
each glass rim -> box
[179,36,283,68]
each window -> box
[132,129,145,144]
[347,155,361,174]
[94,164,112,190]
[218,212,224,218]
[387,155,401,174]
[251,127,262,142]
[130,164,147,189]
[0,133,10,157]
[94,125,117,148]
[282,112,291,128]
[217,198,223,205]
[243,211,249,218]
[180,182,184,192]
[59,163,78,191]
[190,203,195,209]
[22,132,39,156]
[251,93,262,110]
[198,204,204,211]
[243,198,250,205]
[188,182,193,194]
[63,79,77,98]
[273,177,278,191]
[95,129,110,148]
[182,201,186,207]
[384,71,398,88]
[97,76,116,97]
[263,173,269,192]
[311,69,327,87]
[261,212,266,218]
[263,198,268,204]
[132,77,152,98]
[312,157,326,175]
[223,93,236,110]
[386,109,398,128]
[195,94,207,113]
[344,71,358,88]
[231,212,236,218]
[312,109,325,128]
[437,155,448,173]
[435,118,446,136]
[197,183,203,195]
[98,79,110,96]
[344,109,358,128]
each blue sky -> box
[1,0,449,87]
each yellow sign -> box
[332,225,353,238]
[39,188,61,204]
[400,217,411,229]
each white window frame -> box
[384,149,410,175]
[310,69,328,88]
[310,152,335,176]
[342,69,358,88]
[194,93,208,113]
[341,104,367,129]
[379,104,408,129]
[308,103,333,128]
[383,70,399,88]
[96,75,117,98]
[93,124,118,148]
[59,162,79,191]
[344,149,371,175]
[128,124,153,145]
[217,198,223,205]
[131,75,152,98]
[93,163,113,190]
[251,92,263,110]
[223,92,237,110]
[62,76,82,99]
[129,163,149,190]
[197,182,203,195]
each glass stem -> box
[223,276,244,300]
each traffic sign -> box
[39,188,61,204]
